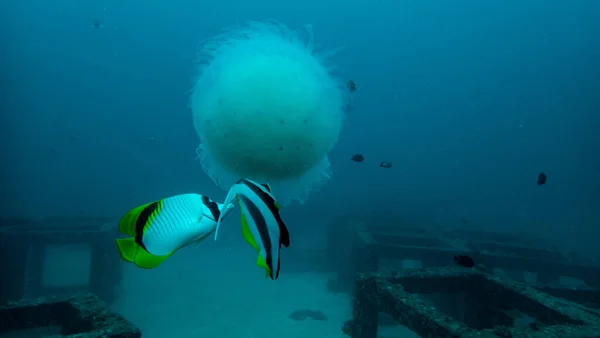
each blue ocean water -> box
[1,1,599,337]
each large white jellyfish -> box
[191,21,347,204]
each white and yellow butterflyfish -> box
[116,193,234,269]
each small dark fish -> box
[288,309,328,321]
[347,80,357,93]
[537,172,547,186]
[380,161,392,168]
[454,255,475,268]
[460,216,469,225]
[350,154,364,162]
[92,19,104,29]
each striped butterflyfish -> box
[216,179,290,280]
[116,193,234,269]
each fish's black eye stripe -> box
[136,201,159,250]
[240,195,273,278]
[201,195,221,221]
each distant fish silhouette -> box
[288,309,328,321]
[92,19,104,29]
[380,161,392,168]
[537,172,547,186]
[346,80,357,93]
[454,255,475,268]
[350,154,364,162]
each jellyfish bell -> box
[191,21,347,204]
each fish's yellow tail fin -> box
[116,237,137,262]
[256,255,271,279]
[115,237,171,269]
[133,248,170,269]
[118,202,154,236]
[240,209,270,278]
[241,213,259,252]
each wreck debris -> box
[0,292,140,337]
[327,224,600,296]
[0,217,122,304]
[343,267,600,338]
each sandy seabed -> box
[112,245,419,338]
[112,246,353,338]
